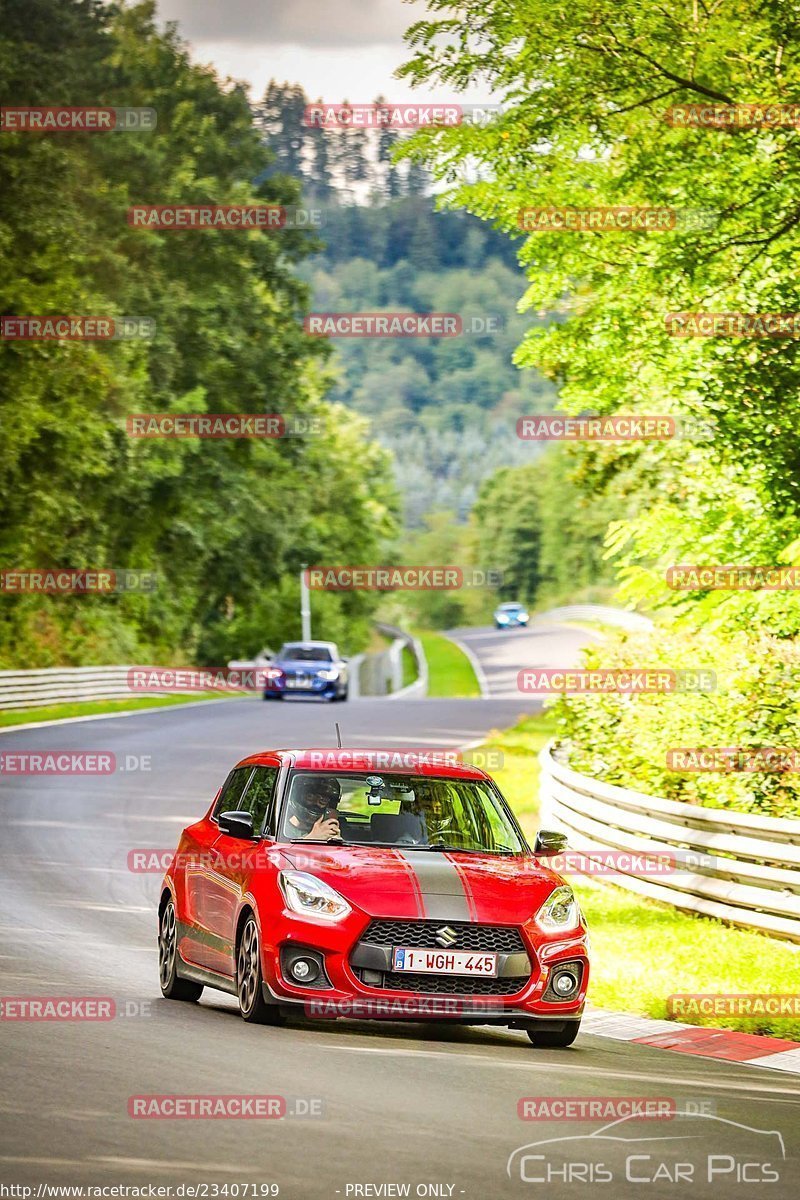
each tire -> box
[526,1021,581,1048]
[159,899,203,1001]
[237,914,281,1024]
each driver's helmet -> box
[289,775,341,829]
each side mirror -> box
[218,810,255,840]
[534,829,568,856]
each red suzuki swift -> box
[158,749,589,1047]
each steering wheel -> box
[428,830,473,849]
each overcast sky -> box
[155,0,487,104]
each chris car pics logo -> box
[507,1113,785,1185]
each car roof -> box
[497,601,525,609]
[234,748,489,780]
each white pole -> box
[300,566,311,641]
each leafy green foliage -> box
[0,1,398,667]
[300,202,556,524]
[472,449,621,608]
[397,0,800,815]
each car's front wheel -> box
[526,1021,581,1048]
[159,899,203,1001]
[237,915,281,1024]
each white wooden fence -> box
[539,744,800,942]
[0,666,150,711]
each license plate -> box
[392,947,498,976]
[286,677,312,689]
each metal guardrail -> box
[539,744,800,942]
[534,605,654,632]
[351,623,428,699]
[1,624,429,712]
[0,665,154,711]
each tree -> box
[0,0,398,667]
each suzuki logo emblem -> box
[435,925,458,948]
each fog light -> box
[291,957,318,982]
[552,970,578,996]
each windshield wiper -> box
[419,843,477,853]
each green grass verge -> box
[0,692,230,729]
[473,710,800,1040]
[418,632,480,698]
[401,644,417,689]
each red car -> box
[158,749,590,1047]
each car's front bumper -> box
[264,678,339,697]
[261,912,588,1024]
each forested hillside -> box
[258,85,558,524]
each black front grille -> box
[362,970,528,996]
[360,920,525,954]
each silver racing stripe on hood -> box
[395,851,472,921]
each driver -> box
[421,781,454,840]
[286,775,342,841]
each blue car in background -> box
[493,601,530,629]
[263,640,349,701]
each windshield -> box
[279,771,526,853]
[279,645,333,662]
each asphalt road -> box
[1,623,798,1199]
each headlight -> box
[534,885,581,932]
[496,614,509,623]
[265,667,284,680]
[279,871,351,922]
[316,668,339,681]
